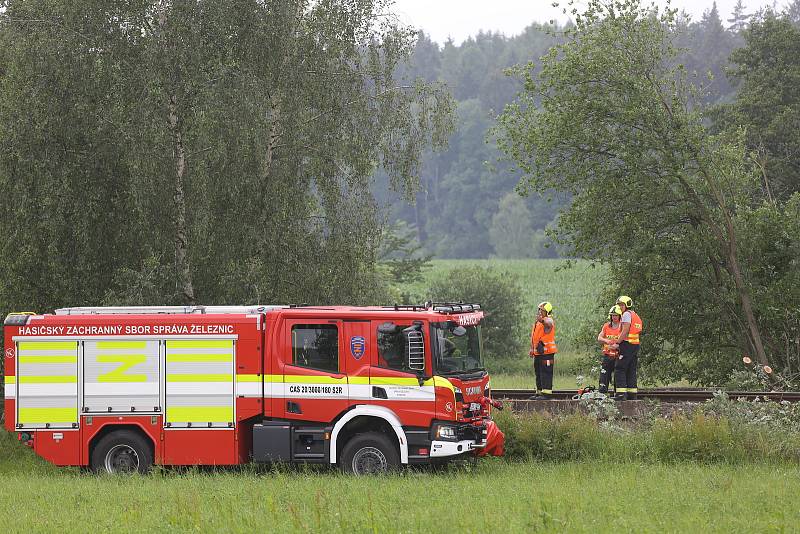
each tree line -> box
[380,0,792,260]
[0,0,453,313]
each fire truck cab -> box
[3,304,504,474]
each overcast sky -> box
[391,0,784,44]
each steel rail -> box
[492,388,800,403]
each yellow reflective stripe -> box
[283,375,346,384]
[166,374,232,382]
[541,389,553,394]
[431,376,455,392]
[18,407,77,423]
[18,355,77,364]
[168,340,232,349]
[264,374,282,383]
[17,375,77,384]
[167,406,233,422]
[5,375,16,384]
[97,354,147,383]
[96,341,147,349]
[616,387,629,393]
[349,377,370,385]
[167,353,233,363]
[370,376,419,386]
[236,374,261,382]
[18,341,76,351]
[628,388,638,393]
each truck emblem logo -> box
[445,402,453,412]
[5,347,13,359]
[350,336,365,360]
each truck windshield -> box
[432,322,484,375]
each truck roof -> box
[5,304,484,326]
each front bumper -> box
[430,439,479,457]
[429,419,505,458]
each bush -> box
[493,395,800,464]
[426,266,525,358]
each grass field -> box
[406,259,609,390]
[1,428,798,533]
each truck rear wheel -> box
[340,432,400,475]
[91,430,153,474]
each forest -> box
[379,0,796,259]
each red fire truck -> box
[3,303,504,474]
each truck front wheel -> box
[340,432,400,475]
[91,430,153,474]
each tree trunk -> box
[168,94,195,305]
[724,223,769,368]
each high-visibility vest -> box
[601,322,621,357]
[531,319,557,356]
[624,310,643,345]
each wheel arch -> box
[88,423,156,465]
[330,406,408,464]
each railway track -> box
[492,388,800,403]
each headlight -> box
[436,425,458,440]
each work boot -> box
[627,392,638,401]
[531,394,552,401]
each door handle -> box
[372,386,388,399]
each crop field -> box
[406,259,609,389]
[1,429,798,533]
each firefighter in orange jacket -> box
[597,305,622,394]
[529,301,557,400]
[612,295,643,400]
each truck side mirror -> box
[378,322,399,334]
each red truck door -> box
[340,320,371,404]
[277,318,348,422]
[368,320,435,428]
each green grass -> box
[1,428,798,532]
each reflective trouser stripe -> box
[541,389,553,394]
[628,388,638,393]
[18,407,78,423]
[617,387,629,392]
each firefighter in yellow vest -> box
[529,301,557,400]
[597,305,622,394]
[613,295,643,400]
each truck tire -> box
[91,430,153,474]
[340,431,400,475]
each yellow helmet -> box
[538,301,553,315]
[608,305,622,320]
[617,295,633,308]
